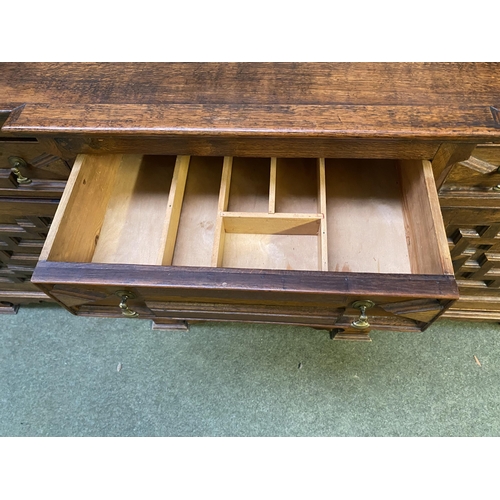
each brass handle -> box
[350,300,375,330]
[9,157,32,185]
[493,185,500,192]
[115,290,139,318]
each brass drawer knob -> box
[493,185,500,192]
[351,300,375,330]
[115,290,139,318]
[8,157,32,185]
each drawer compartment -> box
[32,154,458,333]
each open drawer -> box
[32,154,458,336]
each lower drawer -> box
[147,297,441,332]
[32,153,458,335]
[35,264,453,332]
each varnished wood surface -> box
[32,261,459,301]
[46,136,444,159]
[0,198,59,217]
[32,261,458,331]
[6,63,499,322]
[1,63,498,108]
[4,103,500,141]
[30,151,459,329]
[40,154,454,277]
[0,63,499,143]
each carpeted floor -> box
[1,303,499,436]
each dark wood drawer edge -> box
[32,261,459,300]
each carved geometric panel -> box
[447,223,500,287]
[379,298,444,322]
[0,216,52,283]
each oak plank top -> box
[1,63,499,141]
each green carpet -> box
[1,303,499,436]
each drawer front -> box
[34,263,454,332]
[470,145,500,166]
[439,146,500,207]
[147,300,344,328]
[32,154,458,333]
[147,297,450,332]
[0,137,72,197]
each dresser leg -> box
[329,328,372,342]
[151,319,189,331]
[0,301,20,314]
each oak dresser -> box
[1,63,499,340]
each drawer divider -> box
[220,212,322,235]
[318,158,328,271]
[160,155,190,265]
[269,157,277,214]
[211,156,233,267]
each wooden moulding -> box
[439,158,500,195]
[6,101,499,142]
[0,198,58,218]
[48,135,444,159]
[431,142,477,189]
[443,309,500,321]
[32,261,460,301]
[148,300,343,328]
[0,169,17,189]
[459,156,499,175]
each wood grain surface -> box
[8,63,500,324]
[0,63,498,107]
[0,63,499,143]
[32,261,459,300]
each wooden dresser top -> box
[1,62,499,142]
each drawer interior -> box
[43,154,452,276]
